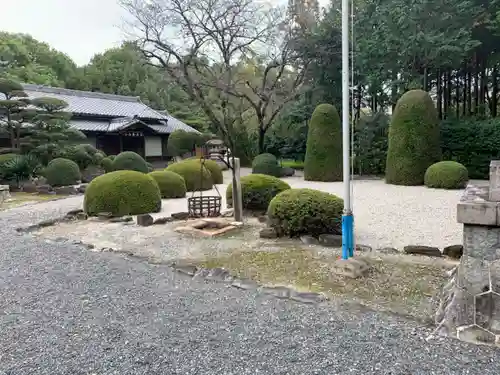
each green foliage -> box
[108,155,116,161]
[84,170,161,216]
[280,160,305,170]
[43,158,81,186]
[267,188,344,237]
[100,157,114,173]
[0,154,40,184]
[385,90,441,185]
[166,160,213,191]
[304,104,342,182]
[187,158,224,184]
[252,153,282,177]
[166,130,204,157]
[424,161,469,189]
[441,118,500,179]
[0,153,18,165]
[226,174,291,211]
[354,112,389,175]
[63,144,103,170]
[111,151,148,173]
[148,170,187,198]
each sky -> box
[0,0,330,67]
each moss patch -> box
[195,248,448,321]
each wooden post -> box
[232,157,243,222]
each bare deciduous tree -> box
[121,0,309,153]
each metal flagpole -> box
[341,0,354,260]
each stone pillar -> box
[231,158,243,222]
[437,161,500,345]
[0,185,10,205]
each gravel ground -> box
[1,192,500,374]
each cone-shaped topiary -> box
[385,90,441,185]
[111,151,148,173]
[44,158,81,186]
[226,174,291,211]
[424,161,469,189]
[148,170,187,198]
[84,170,161,216]
[267,188,344,237]
[166,160,213,191]
[304,104,342,181]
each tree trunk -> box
[493,66,498,117]
[258,125,266,154]
[437,70,442,119]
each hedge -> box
[44,158,81,186]
[424,161,469,189]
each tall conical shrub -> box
[385,90,441,185]
[304,103,342,181]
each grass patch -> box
[0,192,67,210]
[196,248,448,320]
[280,160,304,170]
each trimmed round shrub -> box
[267,188,344,237]
[166,130,204,157]
[84,170,161,216]
[148,170,187,198]
[424,161,469,189]
[226,174,291,211]
[304,104,342,181]
[44,158,81,186]
[187,157,223,184]
[166,160,213,191]
[100,157,113,173]
[385,89,441,185]
[111,151,148,173]
[252,153,281,177]
[108,155,116,161]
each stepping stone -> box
[404,245,442,257]
[136,214,154,226]
[443,244,463,259]
[171,212,190,220]
[300,235,319,245]
[355,244,372,252]
[332,257,371,279]
[318,234,342,247]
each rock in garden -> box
[136,214,154,226]
[443,244,463,259]
[76,212,88,220]
[257,215,268,223]
[281,167,295,177]
[36,184,53,194]
[262,286,292,299]
[404,245,442,257]
[318,234,342,247]
[220,208,234,217]
[21,182,38,193]
[332,257,371,279]
[67,208,84,216]
[231,278,258,290]
[355,244,372,252]
[171,211,190,220]
[300,235,319,245]
[259,227,277,239]
[377,247,399,254]
[153,216,172,225]
[290,291,327,304]
[77,184,88,193]
[109,216,129,223]
[54,186,77,195]
[97,212,113,220]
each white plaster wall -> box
[145,136,162,157]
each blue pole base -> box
[341,214,354,259]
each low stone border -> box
[171,263,328,305]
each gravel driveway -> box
[2,180,500,374]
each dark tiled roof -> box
[69,117,195,134]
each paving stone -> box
[332,257,372,279]
[377,247,400,254]
[171,211,190,220]
[261,286,292,299]
[290,291,327,304]
[443,244,463,259]
[300,235,319,245]
[318,234,342,247]
[152,216,173,224]
[259,228,277,239]
[231,278,258,290]
[404,245,442,257]
[136,214,154,227]
[355,244,372,252]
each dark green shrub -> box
[424,161,469,189]
[304,103,342,181]
[385,90,441,185]
[252,153,282,177]
[100,157,113,173]
[0,154,41,185]
[111,151,148,173]
[0,153,18,165]
[267,188,344,237]
[44,158,81,186]
[353,112,389,175]
[108,155,116,161]
[441,118,500,179]
[84,170,161,216]
[166,160,213,191]
[146,162,154,172]
[166,130,204,157]
[226,174,291,211]
[148,170,187,198]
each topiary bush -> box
[226,174,291,212]
[111,151,148,173]
[385,89,441,185]
[84,170,161,216]
[267,188,344,237]
[252,153,282,177]
[424,161,469,189]
[187,157,224,184]
[166,130,204,157]
[100,157,113,173]
[43,158,81,186]
[148,170,187,198]
[166,160,213,191]
[304,104,342,181]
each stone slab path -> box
[1,196,500,374]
